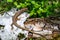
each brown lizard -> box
[11,8,46,38]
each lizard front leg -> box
[16,17,21,21]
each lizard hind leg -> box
[11,23,14,30]
[17,18,20,20]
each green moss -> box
[17,33,25,40]
[0,0,60,18]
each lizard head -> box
[21,8,28,11]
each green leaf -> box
[14,2,18,6]
[30,10,34,16]
[37,10,41,14]
[20,3,26,8]
[34,3,40,8]
[31,1,36,4]
[30,12,34,16]
[34,13,36,15]
[7,0,13,2]
[16,5,21,8]
[26,0,29,2]
[25,2,31,6]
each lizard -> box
[11,8,46,38]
